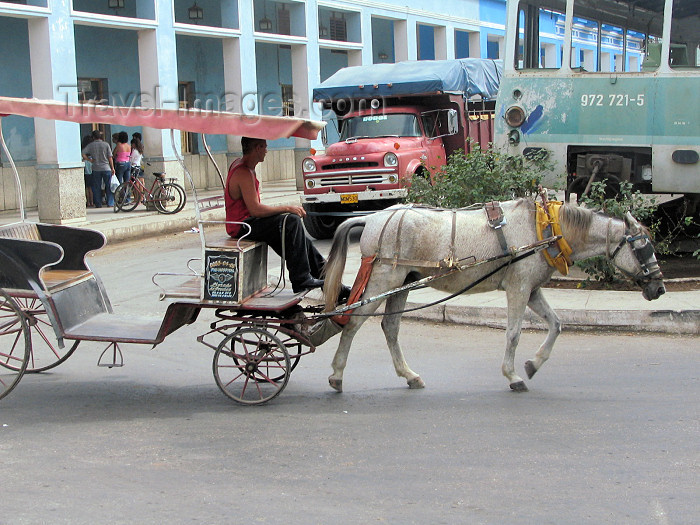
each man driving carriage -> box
[224,137,326,293]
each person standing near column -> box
[82,130,115,208]
[112,131,131,187]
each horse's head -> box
[607,212,665,301]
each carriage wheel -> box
[0,297,79,373]
[0,291,31,400]
[262,327,304,380]
[226,326,303,383]
[213,327,290,405]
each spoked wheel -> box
[226,326,303,383]
[154,183,186,214]
[113,182,141,212]
[213,327,290,405]
[0,297,79,373]
[0,291,31,400]
[262,327,305,381]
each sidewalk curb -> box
[94,214,200,244]
[403,303,700,335]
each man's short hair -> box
[91,129,104,140]
[241,137,266,155]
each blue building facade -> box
[0,0,510,221]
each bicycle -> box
[113,166,186,215]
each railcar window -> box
[670,0,699,67]
[570,0,664,72]
[516,1,567,69]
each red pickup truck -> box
[301,58,502,238]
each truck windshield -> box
[340,114,422,140]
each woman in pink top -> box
[113,131,132,186]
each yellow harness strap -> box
[536,201,574,275]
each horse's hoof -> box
[524,360,538,379]
[408,377,425,389]
[329,378,343,392]
[510,381,529,392]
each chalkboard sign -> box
[204,252,239,301]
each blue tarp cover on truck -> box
[313,58,502,102]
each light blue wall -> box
[320,49,349,82]
[173,0,239,28]
[176,35,227,152]
[1,0,511,164]
[0,16,34,162]
[73,0,139,18]
[256,43,294,150]
[74,25,142,140]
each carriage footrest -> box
[97,342,124,368]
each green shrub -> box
[406,145,552,208]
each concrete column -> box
[292,44,313,188]
[28,0,84,224]
[359,10,374,65]
[469,31,482,58]
[435,26,449,60]
[137,0,184,187]
[224,0,258,157]
[394,19,409,62]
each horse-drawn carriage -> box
[0,96,329,405]
[0,95,666,405]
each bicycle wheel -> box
[113,182,141,212]
[0,290,31,401]
[0,296,79,373]
[154,183,186,214]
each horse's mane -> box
[559,204,593,243]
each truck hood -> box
[325,137,424,156]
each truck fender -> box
[405,159,425,178]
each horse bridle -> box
[606,219,663,283]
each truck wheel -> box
[303,213,339,240]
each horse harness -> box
[605,219,662,283]
[330,202,565,325]
[535,201,574,275]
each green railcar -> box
[495,0,699,203]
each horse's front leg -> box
[503,287,530,392]
[523,287,561,380]
[328,300,382,393]
[381,290,424,389]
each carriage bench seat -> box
[40,269,94,291]
[198,232,268,303]
[0,221,106,294]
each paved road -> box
[0,234,696,524]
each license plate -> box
[340,193,359,204]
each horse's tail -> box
[323,217,366,312]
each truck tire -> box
[303,213,340,240]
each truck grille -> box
[319,174,386,186]
[322,162,378,170]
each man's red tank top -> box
[224,158,260,237]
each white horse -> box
[322,199,666,392]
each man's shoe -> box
[337,285,352,304]
[292,277,324,293]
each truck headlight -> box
[303,158,317,172]
[384,152,398,167]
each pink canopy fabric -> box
[0,96,324,140]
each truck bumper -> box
[301,188,408,205]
